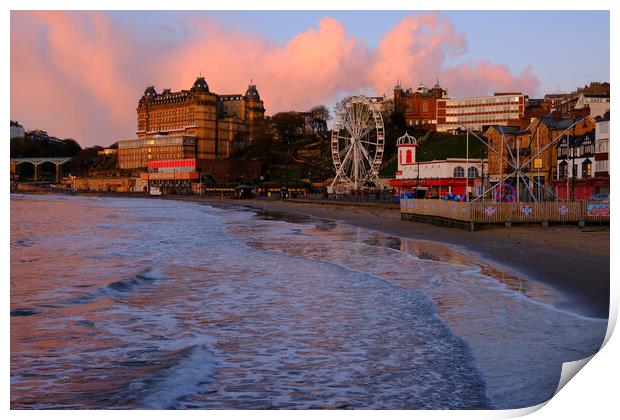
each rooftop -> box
[396,132,418,146]
[493,126,527,134]
[539,115,586,130]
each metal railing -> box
[257,193,400,204]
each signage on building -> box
[587,203,610,217]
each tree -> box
[271,112,305,143]
[380,98,395,117]
[238,120,274,159]
[64,146,103,176]
[309,105,330,133]
[232,131,249,153]
[10,136,82,158]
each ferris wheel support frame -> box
[330,96,385,191]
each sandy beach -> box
[217,197,610,319]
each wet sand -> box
[224,198,610,319]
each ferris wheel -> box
[330,96,385,191]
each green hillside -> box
[416,132,487,162]
[379,131,487,178]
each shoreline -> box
[237,199,610,319]
[12,192,610,319]
[198,196,609,319]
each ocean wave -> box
[133,344,215,409]
[10,308,39,317]
[106,268,163,294]
[52,268,165,307]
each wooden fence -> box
[401,198,471,221]
[401,199,609,226]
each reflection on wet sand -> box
[249,208,553,305]
[234,208,606,409]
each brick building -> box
[135,77,265,161]
[393,80,447,130]
[484,116,596,199]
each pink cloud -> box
[11,11,143,145]
[440,61,539,97]
[10,11,540,147]
[161,16,368,113]
[367,13,466,93]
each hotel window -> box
[453,166,465,178]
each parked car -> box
[149,187,162,196]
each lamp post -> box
[480,151,485,201]
[416,160,420,198]
[571,142,576,201]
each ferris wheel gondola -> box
[330,96,385,191]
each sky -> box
[10,10,609,148]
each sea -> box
[10,194,608,409]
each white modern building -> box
[436,93,525,132]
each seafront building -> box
[140,158,199,194]
[548,111,610,200]
[388,132,486,198]
[117,135,196,169]
[551,129,598,200]
[10,121,25,139]
[69,176,147,193]
[436,93,525,132]
[484,115,606,200]
[594,112,610,178]
[117,76,265,169]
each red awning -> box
[389,178,476,187]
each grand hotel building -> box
[118,77,265,169]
